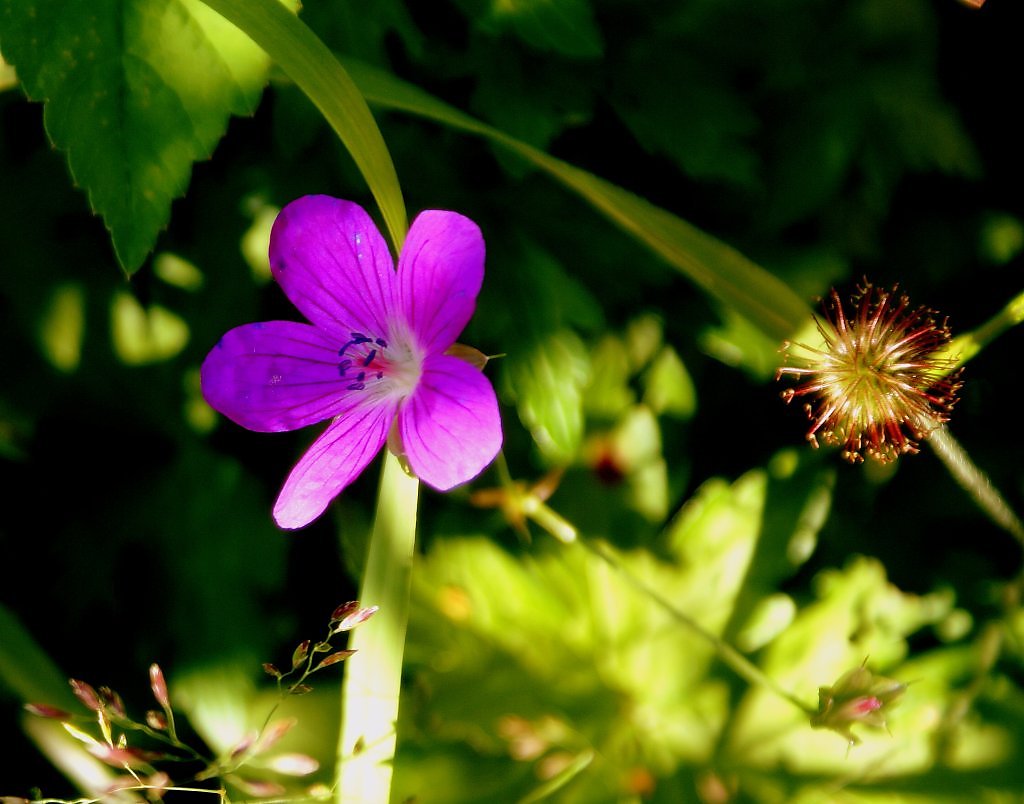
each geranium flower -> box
[776,281,962,463]
[201,195,502,529]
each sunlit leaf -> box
[404,457,836,796]
[583,336,634,420]
[725,557,962,780]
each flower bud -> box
[330,601,359,623]
[810,663,906,745]
[332,604,378,633]
[69,679,102,711]
[292,639,311,669]
[255,717,297,753]
[146,710,168,730]
[316,650,356,671]
[99,686,126,718]
[266,752,320,776]
[24,703,71,720]
[149,663,170,709]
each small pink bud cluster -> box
[811,662,906,746]
[19,601,376,799]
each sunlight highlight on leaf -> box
[40,283,86,373]
[110,291,189,365]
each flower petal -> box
[397,210,484,355]
[273,398,397,529]
[398,355,501,491]
[201,321,353,432]
[269,196,396,341]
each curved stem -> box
[524,500,816,716]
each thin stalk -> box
[337,452,420,803]
[525,502,816,716]
[927,425,1024,549]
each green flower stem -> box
[524,501,816,716]
[927,425,1024,549]
[949,287,1024,368]
[338,452,420,803]
[197,0,407,251]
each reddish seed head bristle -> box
[777,282,962,463]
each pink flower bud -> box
[811,663,906,746]
[99,686,126,718]
[316,650,356,671]
[149,663,170,709]
[87,744,161,768]
[333,604,378,633]
[291,639,310,669]
[24,703,71,720]
[146,710,168,730]
[330,601,360,623]
[69,679,102,711]
[227,776,286,797]
[229,730,257,760]
[266,752,320,776]
[255,717,296,753]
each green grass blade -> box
[343,59,811,343]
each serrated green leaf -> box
[0,0,296,273]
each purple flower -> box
[201,196,502,529]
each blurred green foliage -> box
[2,0,1024,800]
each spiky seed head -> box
[776,282,962,463]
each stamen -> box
[338,331,395,393]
